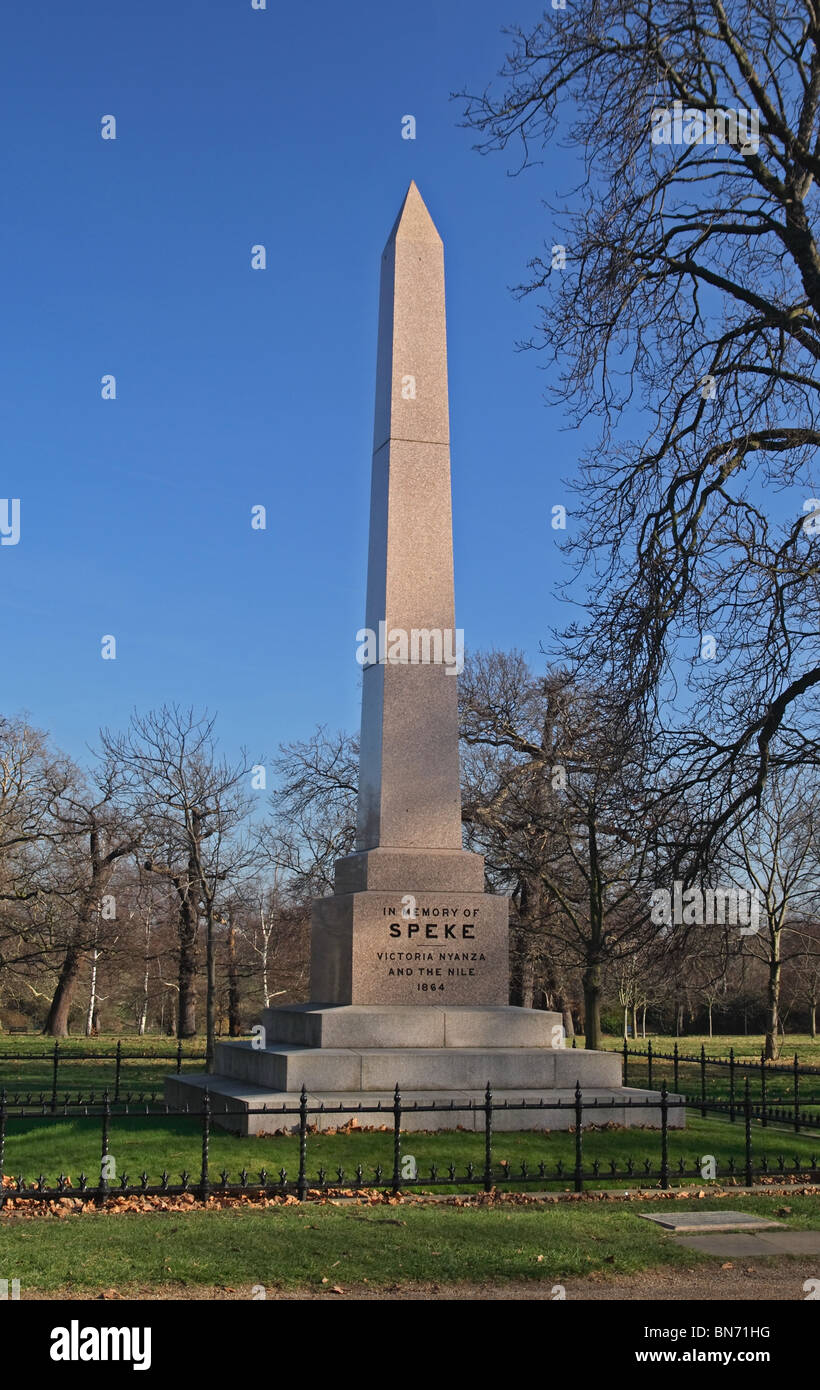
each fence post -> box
[760,1050,767,1128]
[673,1041,679,1093]
[297,1085,309,1202]
[391,1085,402,1195]
[574,1082,584,1193]
[700,1043,707,1118]
[483,1082,494,1194]
[729,1047,735,1123]
[623,1038,628,1085]
[744,1078,753,1186]
[176,1039,183,1074]
[660,1083,669,1190]
[793,1053,800,1133]
[199,1089,211,1203]
[51,1039,60,1114]
[0,1088,6,1210]
[100,1090,112,1202]
[647,1038,653,1090]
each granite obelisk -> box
[165,185,682,1136]
[356,179,463,857]
[311,182,510,1005]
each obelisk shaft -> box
[309,184,508,1002]
[356,182,463,853]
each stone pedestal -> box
[311,891,509,1005]
[166,1003,684,1135]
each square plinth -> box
[310,889,509,1005]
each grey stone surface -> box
[334,847,486,894]
[441,1006,563,1049]
[356,1046,559,1091]
[260,1003,563,1051]
[753,1231,820,1253]
[553,1049,622,1088]
[214,1040,362,1092]
[640,1211,784,1233]
[261,1003,447,1049]
[166,1073,681,1136]
[310,889,509,1006]
[674,1231,820,1256]
[208,1035,644,1100]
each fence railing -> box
[1,1081,818,1208]
[621,1040,819,1127]
[0,1040,207,1109]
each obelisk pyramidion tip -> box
[384,181,442,250]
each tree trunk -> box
[583,960,602,1049]
[583,812,604,1049]
[44,944,84,1037]
[175,849,200,1038]
[641,1003,647,1038]
[562,1006,575,1040]
[205,907,216,1071]
[261,919,271,1010]
[513,942,535,1008]
[765,931,782,1061]
[811,1002,817,1040]
[631,1003,638,1041]
[227,922,241,1037]
[138,921,150,1036]
[177,897,199,1039]
[85,938,99,1036]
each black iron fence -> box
[0,1040,206,1109]
[1,1081,819,1208]
[621,1040,820,1127]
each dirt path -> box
[21,1258,816,1301]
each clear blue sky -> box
[2,0,593,770]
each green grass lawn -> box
[1,1193,817,1293]
[1,1112,818,1193]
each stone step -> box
[165,1074,682,1136]
[214,1039,621,1093]
[260,1003,564,1050]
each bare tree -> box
[458,2,820,849]
[785,919,820,1036]
[460,652,669,1047]
[731,769,820,1056]
[101,706,261,1067]
[42,756,139,1037]
[269,728,358,896]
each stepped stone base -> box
[165,1005,684,1135]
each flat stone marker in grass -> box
[638,1211,783,1233]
